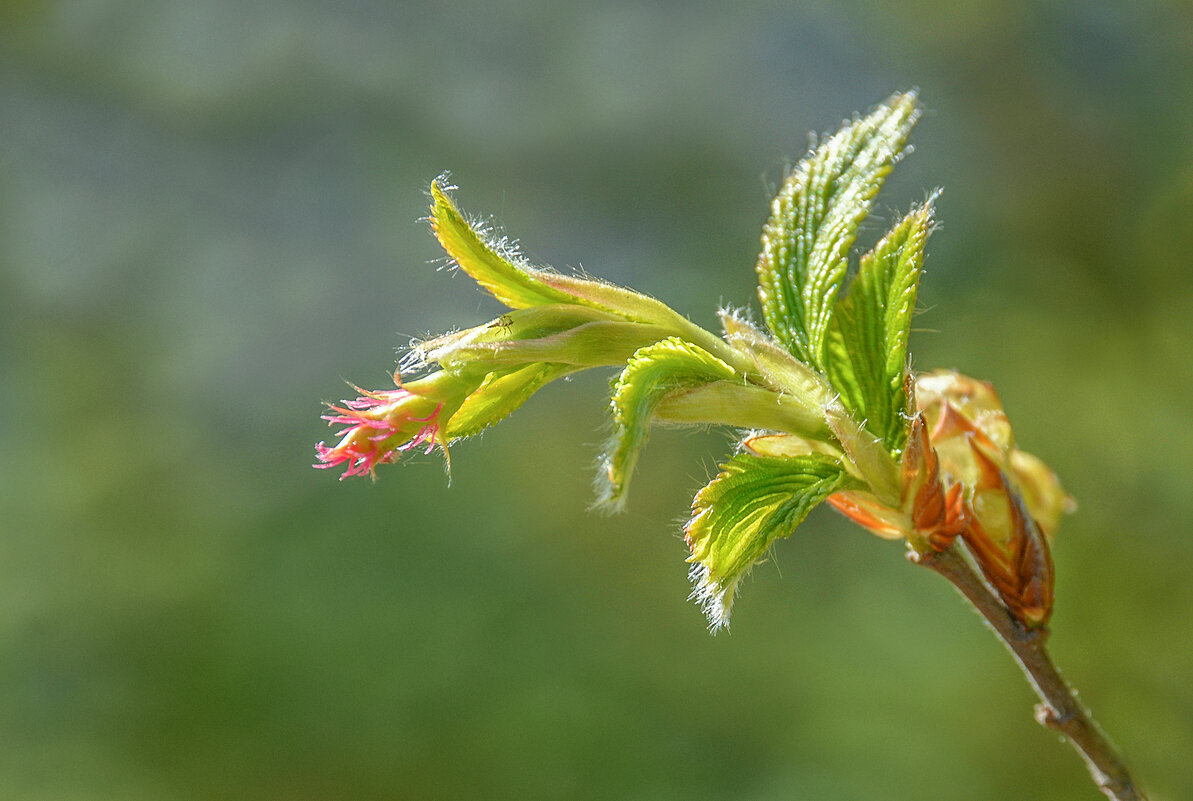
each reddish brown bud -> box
[902,414,968,551]
[909,370,1068,627]
[960,445,1055,626]
[827,370,1068,622]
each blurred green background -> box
[2,2,1192,799]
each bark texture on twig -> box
[913,546,1146,801]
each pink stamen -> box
[314,391,444,478]
[407,403,443,424]
[397,421,441,456]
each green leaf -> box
[686,454,850,631]
[438,320,679,373]
[652,380,831,440]
[430,179,576,310]
[430,180,724,347]
[443,362,574,440]
[755,92,919,368]
[413,305,676,375]
[718,313,835,413]
[535,272,709,334]
[825,199,935,454]
[597,338,738,511]
[823,400,901,506]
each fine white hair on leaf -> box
[687,560,736,634]
[734,430,767,454]
[589,448,628,516]
[716,304,751,322]
[430,171,457,194]
[397,344,427,376]
[428,174,541,277]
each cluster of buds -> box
[828,370,1073,627]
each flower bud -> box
[914,370,1073,626]
[819,369,1070,626]
[915,370,1073,537]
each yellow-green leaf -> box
[430,180,717,342]
[826,199,934,454]
[444,363,574,440]
[430,179,576,309]
[755,92,919,368]
[686,454,850,631]
[597,338,738,511]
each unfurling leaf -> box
[826,199,935,454]
[415,306,675,376]
[755,92,919,368]
[430,179,575,310]
[719,312,836,416]
[686,454,851,631]
[444,363,575,440]
[430,180,725,343]
[651,381,830,438]
[598,338,738,511]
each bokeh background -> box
[2,2,1192,799]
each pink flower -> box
[314,385,443,479]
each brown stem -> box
[911,545,1147,801]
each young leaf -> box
[597,337,738,511]
[415,306,676,375]
[825,199,935,454]
[651,381,831,440]
[719,316,835,412]
[430,180,727,347]
[755,92,919,368]
[823,399,902,505]
[430,179,576,310]
[686,454,850,631]
[443,362,575,440]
